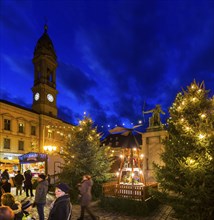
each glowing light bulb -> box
[198,134,205,139]
[201,114,206,119]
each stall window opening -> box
[4,119,11,131]
[4,138,11,149]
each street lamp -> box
[43,145,57,175]
[43,145,57,152]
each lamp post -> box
[43,145,57,175]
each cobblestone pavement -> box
[12,188,177,220]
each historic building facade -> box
[0,26,73,177]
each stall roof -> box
[19,152,47,163]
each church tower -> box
[32,25,58,117]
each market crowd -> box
[0,169,72,220]
[0,169,99,220]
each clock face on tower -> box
[34,92,40,101]
[47,93,54,102]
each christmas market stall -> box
[18,152,47,176]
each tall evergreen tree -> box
[59,116,114,198]
[154,81,214,219]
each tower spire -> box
[44,24,48,33]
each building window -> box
[31,126,36,135]
[47,130,52,138]
[18,123,24,133]
[18,140,24,151]
[4,138,10,149]
[4,119,11,131]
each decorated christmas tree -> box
[154,80,214,219]
[59,116,114,198]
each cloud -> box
[58,62,97,100]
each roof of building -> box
[34,24,57,59]
[0,99,74,126]
[102,133,142,148]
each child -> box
[21,200,36,220]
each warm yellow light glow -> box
[131,173,134,177]
[133,148,136,151]
[44,145,57,152]
[116,172,119,177]
[140,154,144,158]
[198,133,205,139]
[208,155,212,160]
[119,154,124,158]
[189,159,195,165]
[192,97,197,102]
[200,114,206,119]
[185,126,190,131]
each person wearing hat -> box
[47,182,72,220]
[33,174,48,220]
[21,200,35,220]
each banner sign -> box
[18,152,47,163]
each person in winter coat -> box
[1,192,24,220]
[33,174,48,220]
[77,175,98,220]
[1,169,10,181]
[1,177,11,193]
[14,171,24,196]
[47,183,72,220]
[24,170,34,197]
